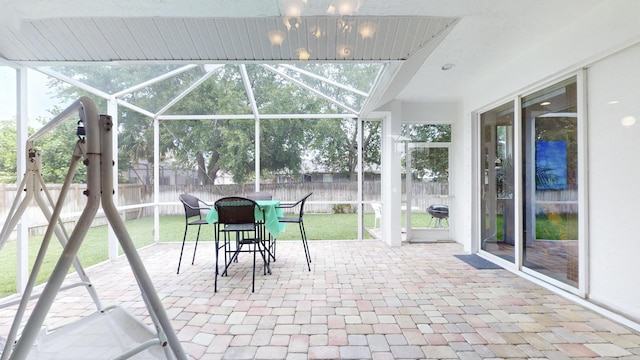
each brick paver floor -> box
[1,240,639,359]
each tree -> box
[308,119,380,181]
[0,112,89,184]
[0,120,18,183]
[45,63,383,184]
[291,63,382,180]
[48,64,188,182]
[401,124,451,182]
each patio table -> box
[205,199,286,238]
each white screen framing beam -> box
[261,64,360,115]
[239,64,262,192]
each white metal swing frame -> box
[0,97,188,359]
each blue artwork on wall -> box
[535,140,567,190]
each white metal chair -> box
[371,202,382,229]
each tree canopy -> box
[35,63,383,184]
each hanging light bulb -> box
[268,30,286,45]
[309,24,325,38]
[332,0,362,16]
[296,48,311,61]
[283,16,301,31]
[326,4,336,14]
[358,22,376,39]
[337,44,352,58]
[281,0,306,17]
[338,16,354,33]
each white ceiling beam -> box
[262,64,359,115]
[157,113,355,120]
[154,64,223,116]
[116,98,155,118]
[359,62,396,117]
[239,64,262,191]
[112,64,200,97]
[239,64,260,119]
[279,64,370,97]
[35,66,111,99]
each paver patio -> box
[1,240,639,359]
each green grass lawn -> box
[0,212,387,297]
[1,211,576,297]
[493,213,578,241]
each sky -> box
[0,67,65,125]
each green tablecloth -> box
[205,199,286,238]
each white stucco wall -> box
[380,0,640,321]
[448,1,640,321]
[585,43,640,321]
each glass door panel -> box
[400,124,452,242]
[480,102,515,263]
[522,77,579,287]
[405,144,450,241]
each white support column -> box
[255,116,261,191]
[239,64,261,191]
[357,117,363,240]
[154,117,160,243]
[16,67,28,293]
[107,99,119,260]
[381,102,403,246]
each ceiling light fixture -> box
[441,63,454,71]
[296,48,311,61]
[338,16,354,33]
[309,24,325,38]
[540,101,551,106]
[282,0,307,17]
[268,30,286,46]
[621,115,636,127]
[283,16,301,31]
[330,0,362,16]
[358,22,376,39]
[337,44,353,58]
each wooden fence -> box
[0,181,576,236]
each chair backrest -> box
[371,202,382,217]
[215,196,260,225]
[245,191,273,200]
[179,194,205,219]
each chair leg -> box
[214,224,220,292]
[251,242,257,293]
[299,221,311,271]
[265,234,276,262]
[176,225,189,274]
[259,241,271,275]
[191,224,202,265]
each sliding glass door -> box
[480,102,515,263]
[522,77,579,287]
[479,76,581,289]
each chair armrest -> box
[183,203,211,211]
[276,202,297,209]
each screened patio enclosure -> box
[10,62,390,253]
[3,0,640,337]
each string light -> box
[296,48,311,61]
[337,44,352,58]
[268,30,286,46]
[358,22,376,39]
